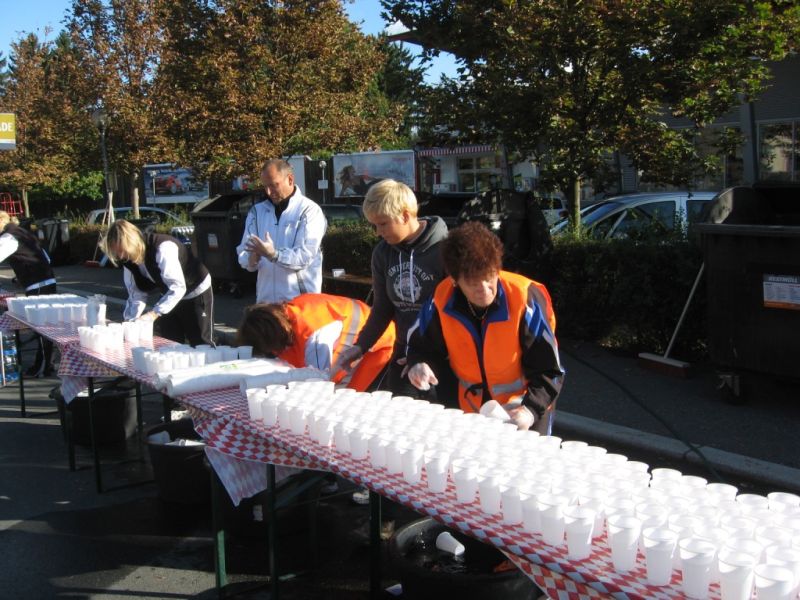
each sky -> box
[0,0,458,83]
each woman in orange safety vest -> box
[236,292,395,392]
[406,222,564,435]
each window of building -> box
[759,122,796,181]
[457,154,502,192]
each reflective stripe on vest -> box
[333,298,363,387]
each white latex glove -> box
[407,362,438,391]
[331,345,363,374]
[506,405,535,431]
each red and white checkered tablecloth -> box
[0,312,30,331]
[178,387,729,600]
[0,292,16,309]
[57,337,180,402]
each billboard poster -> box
[0,113,16,150]
[143,163,209,204]
[332,150,415,197]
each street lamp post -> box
[91,107,114,226]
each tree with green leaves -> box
[385,0,800,225]
[0,52,9,97]
[66,0,171,217]
[0,33,94,215]
[375,35,426,147]
[153,0,405,181]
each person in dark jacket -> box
[0,211,57,376]
[331,179,451,397]
[101,219,214,346]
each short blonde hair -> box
[362,179,418,220]
[0,211,10,229]
[100,219,146,266]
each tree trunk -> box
[131,172,140,219]
[566,177,582,232]
[21,187,30,217]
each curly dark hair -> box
[442,221,504,280]
[236,303,295,357]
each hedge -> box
[64,220,708,359]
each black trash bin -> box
[147,419,210,504]
[389,517,539,600]
[35,218,71,266]
[695,182,800,397]
[190,192,259,296]
[53,381,138,446]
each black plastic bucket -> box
[389,517,539,600]
[55,385,137,446]
[147,419,210,505]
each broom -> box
[638,263,705,378]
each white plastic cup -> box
[478,474,502,516]
[237,345,254,360]
[718,549,757,600]
[262,397,278,427]
[138,318,153,341]
[246,391,263,421]
[426,463,448,494]
[205,348,222,364]
[754,563,795,600]
[679,537,717,599]
[349,430,370,460]
[401,445,424,484]
[521,494,541,534]
[368,435,388,468]
[765,545,800,599]
[642,526,678,586]
[501,486,523,525]
[188,351,206,367]
[563,505,595,560]
[537,492,570,547]
[130,347,149,372]
[607,513,642,572]
[218,345,238,361]
[436,531,465,556]
[453,464,479,504]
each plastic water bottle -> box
[2,334,18,384]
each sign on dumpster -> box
[763,274,800,310]
[0,114,15,150]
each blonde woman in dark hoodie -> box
[332,179,450,398]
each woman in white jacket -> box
[236,159,327,303]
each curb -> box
[556,411,800,494]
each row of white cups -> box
[243,381,800,600]
[129,344,254,375]
[7,294,107,327]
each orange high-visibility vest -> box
[433,271,555,412]
[280,293,395,392]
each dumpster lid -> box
[704,182,800,226]
[192,191,259,214]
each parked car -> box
[549,191,718,239]
[320,203,363,222]
[536,195,568,226]
[86,206,189,226]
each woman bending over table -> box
[101,219,214,346]
[406,221,565,435]
[236,292,396,392]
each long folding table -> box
[178,387,719,600]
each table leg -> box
[267,464,279,600]
[211,468,228,595]
[16,329,25,417]
[87,377,103,493]
[369,490,382,599]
